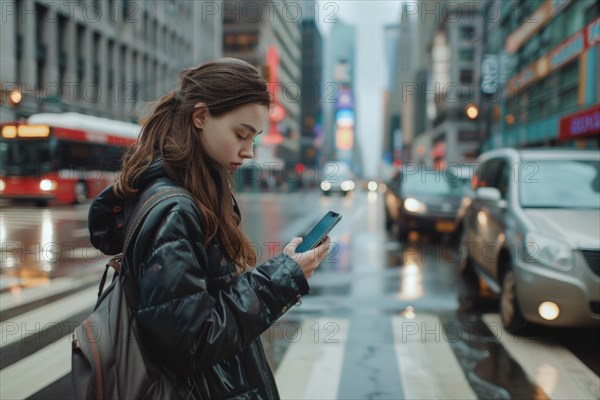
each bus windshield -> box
[0,139,54,176]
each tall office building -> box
[383,0,435,168]
[411,0,484,166]
[322,21,361,173]
[1,0,222,123]
[299,16,323,169]
[222,0,302,167]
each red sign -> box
[269,103,285,123]
[558,104,600,140]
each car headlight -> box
[403,198,427,214]
[525,232,573,271]
[40,179,56,191]
[321,181,331,191]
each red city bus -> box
[0,112,140,206]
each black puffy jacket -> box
[88,159,309,399]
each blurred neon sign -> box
[559,105,600,140]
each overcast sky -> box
[317,1,401,178]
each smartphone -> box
[295,211,342,253]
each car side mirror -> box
[476,187,507,208]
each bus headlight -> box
[0,179,5,192]
[40,179,56,191]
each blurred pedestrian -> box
[88,58,330,399]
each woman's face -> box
[196,103,268,172]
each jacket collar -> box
[138,156,169,190]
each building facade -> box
[222,0,302,170]
[299,17,323,170]
[383,0,438,171]
[1,0,222,123]
[321,21,362,174]
[411,0,484,166]
[487,0,600,150]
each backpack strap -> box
[123,187,192,253]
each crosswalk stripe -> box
[0,271,101,312]
[0,334,71,400]
[72,227,90,238]
[482,314,600,400]
[275,318,348,399]
[391,313,477,399]
[0,287,96,348]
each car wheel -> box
[500,268,529,334]
[384,209,393,232]
[457,229,471,274]
[74,181,88,204]
[458,229,481,310]
[398,229,408,243]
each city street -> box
[0,189,598,399]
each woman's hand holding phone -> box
[284,236,331,279]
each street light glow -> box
[9,89,22,106]
[466,103,479,119]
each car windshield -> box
[402,172,463,196]
[520,160,600,209]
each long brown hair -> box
[114,58,271,269]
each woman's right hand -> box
[283,236,331,279]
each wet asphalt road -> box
[0,189,598,399]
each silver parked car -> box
[457,148,600,334]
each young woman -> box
[88,58,330,398]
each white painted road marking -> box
[483,314,600,400]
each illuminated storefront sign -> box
[558,104,600,140]
[264,46,284,144]
[336,110,354,128]
[335,127,354,150]
[336,87,354,110]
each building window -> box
[585,0,600,24]
[15,2,24,83]
[459,26,475,41]
[460,69,474,84]
[35,4,47,89]
[459,48,474,62]
[93,32,101,87]
[107,39,115,108]
[558,60,579,111]
[58,16,69,97]
[76,24,85,100]
[224,33,259,52]
[108,0,116,22]
[120,45,127,107]
[562,3,582,38]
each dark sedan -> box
[384,169,464,242]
